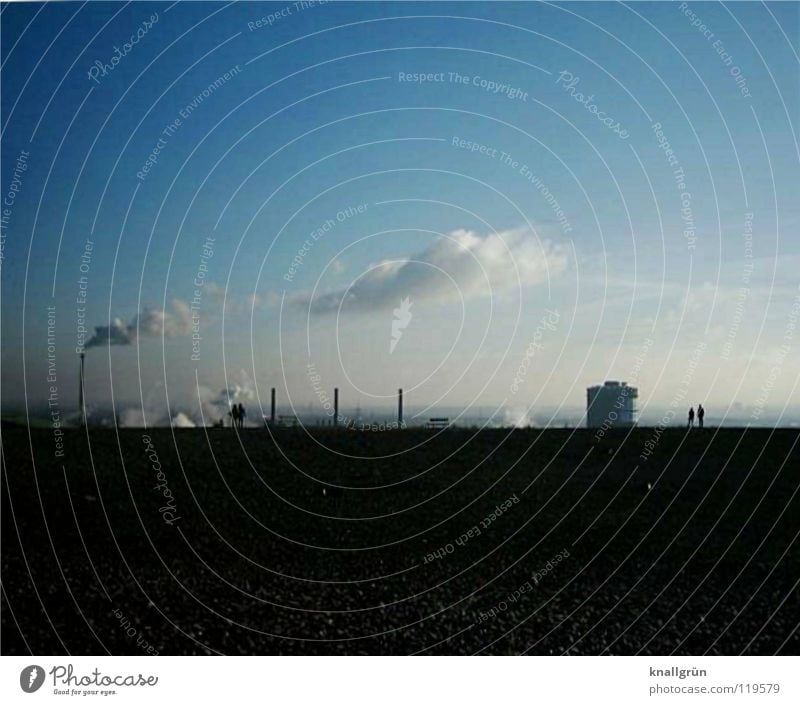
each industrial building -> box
[586,381,638,428]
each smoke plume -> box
[295,228,568,315]
[86,300,192,348]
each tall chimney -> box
[270,387,276,424]
[334,387,339,427]
[398,388,403,428]
[78,352,86,427]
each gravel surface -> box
[2,425,798,655]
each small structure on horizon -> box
[398,388,403,427]
[334,387,339,427]
[586,381,638,429]
[78,352,86,428]
[276,414,299,428]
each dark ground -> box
[1,424,798,655]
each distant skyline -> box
[2,1,798,427]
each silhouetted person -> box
[238,403,246,429]
[698,404,705,428]
[688,406,695,428]
[230,404,239,429]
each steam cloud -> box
[296,228,568,315]
[86,300,192,348]
[116,374,258,428]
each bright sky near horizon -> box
[1,1,798,427]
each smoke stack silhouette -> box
[334,388,339,427]
[78,353,86,427]
[398,388,403,427]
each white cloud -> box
[86,299,193,348]
[293,227,568,315]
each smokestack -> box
[334,388,339,427]
[78,352,85,427]
[270,387,276,424]
[398,388,403,427]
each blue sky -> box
[1,1,798,426]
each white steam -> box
[296,228,568,315]
[85,300,193,348]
